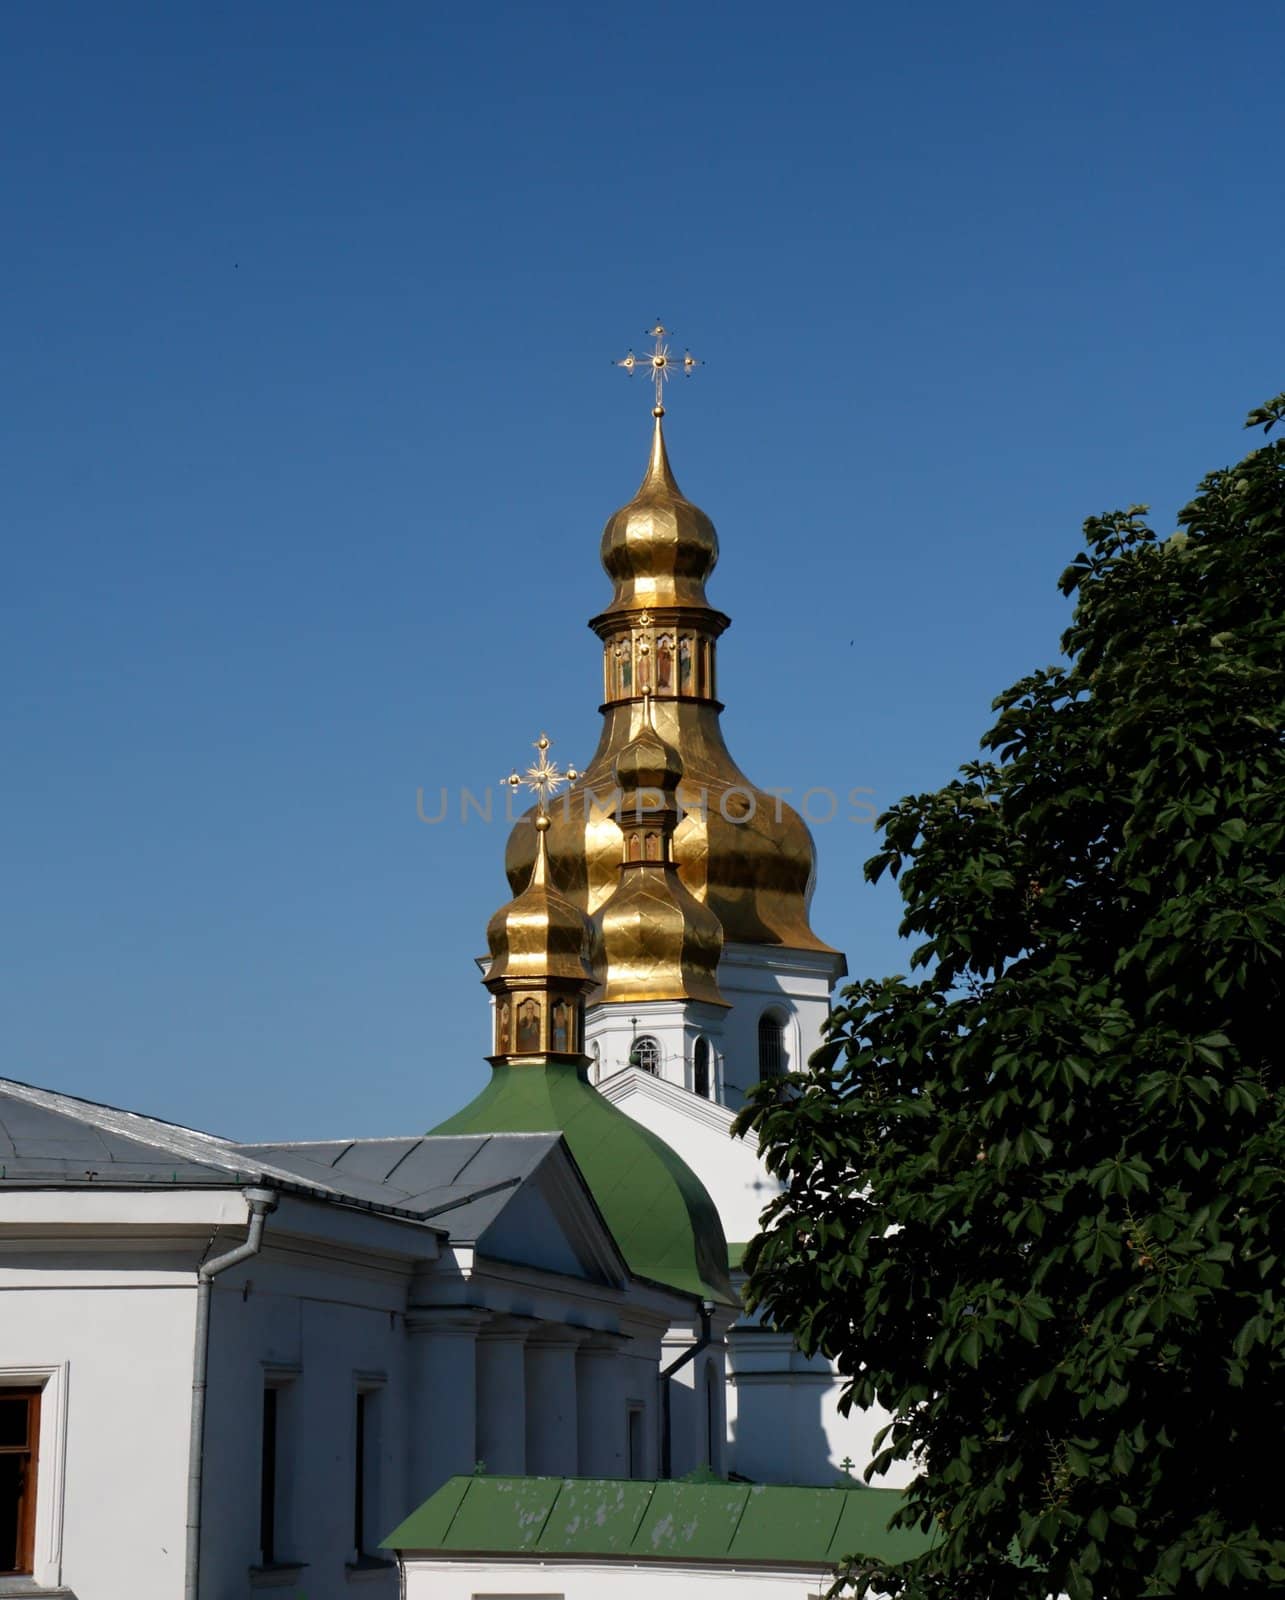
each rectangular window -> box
[352,1387,383,1559]
[353,1390,367,1556]
[0,1388,41,1577]
[626,1403,644,1480]
[259,1386,279,1565]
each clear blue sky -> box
[2,1,1280,1139]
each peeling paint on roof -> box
[383,1475,933,1567]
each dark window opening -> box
[693,1037,711,1099]
[353,1388,381,1558]
[627,1404,645,1479]
[353,1391,366,1556]
[705,1362,719,1468]
[629,1035,661,1075]
[758,1013,786,1080]
[1,1388,40,1577]
[259,1387,278,1565]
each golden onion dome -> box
[596,859,726,1007]
[506,699,836,954]
[502,412,841,999]
[593,696,726,1008]
[598,415,719,617]
[613,707,683,797]
[486,815,595,986]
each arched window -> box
[629,1035,661,1075]
[590,1040,601,1082]
[758,1012,786,1080]
[693,1037,711,1099]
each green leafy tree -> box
[739,396,1285,1599]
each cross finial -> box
[504,732,580,818]
[615,321,700,416]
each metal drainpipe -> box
[659,1299,715,1479]
[185,1186,278,1600]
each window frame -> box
[692,1036,711,1099]
[626,1401,646,1478]
[351,1376,387,1564]
[629,1035,661,1076]
[0,1366,66,1588]
[757,1010,787,1080]
[0,1387,40,1576]
[257,1367,300,1571]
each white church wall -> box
[200,1252,413,1598]
[402,1555,841,1600]
[0,1263,198,1597]
[586,997,726,1096]
[598,1067,775,1244]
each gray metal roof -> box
[237,1133,566,1241]
[0,1079,563,1239]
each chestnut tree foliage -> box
[739,397,1285,1599]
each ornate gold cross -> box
[504,733,580,817]
[615,321,700,414]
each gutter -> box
[659,1298,715,1478]
[184,1185,278,1600]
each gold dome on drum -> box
[598,416,720,617]
[503,414,839,969]
[486,815,595,988]
[595,699,726,1008]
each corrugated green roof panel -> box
[631,1480,751,1559]
[442,1476,561,1551]
[729,1482,846,1563]
[431,1060,734,1304]
[830,1485,933,1565]
[382,1473,470,1551]
[535,1477,654,1553]
[386,1476,933,1568]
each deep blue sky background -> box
[3,2,1281,1138]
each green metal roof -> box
[384,1475,933,1567]
[431,1060,734,1303]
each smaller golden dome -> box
[593,697,727,1009]
[599,414,719,616]
[613,701,683,795]
[485,815,595,987]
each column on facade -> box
[524,1327,584,1476]
[575,1334,630,1477]
[406,1308,488,1498]
[475,1315,531,1476]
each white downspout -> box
[185,1186,278,1600]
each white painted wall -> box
[598,1068,776,1246]
[402,1555,839,1599]
[0,1180,706,1599]
[0,1265,198,1597]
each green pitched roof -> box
[431,1060,733,1303]
[384,1475,932,1567]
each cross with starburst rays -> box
[504,733,580,817]
[615,321,700,414]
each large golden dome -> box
[504,415,838,963]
